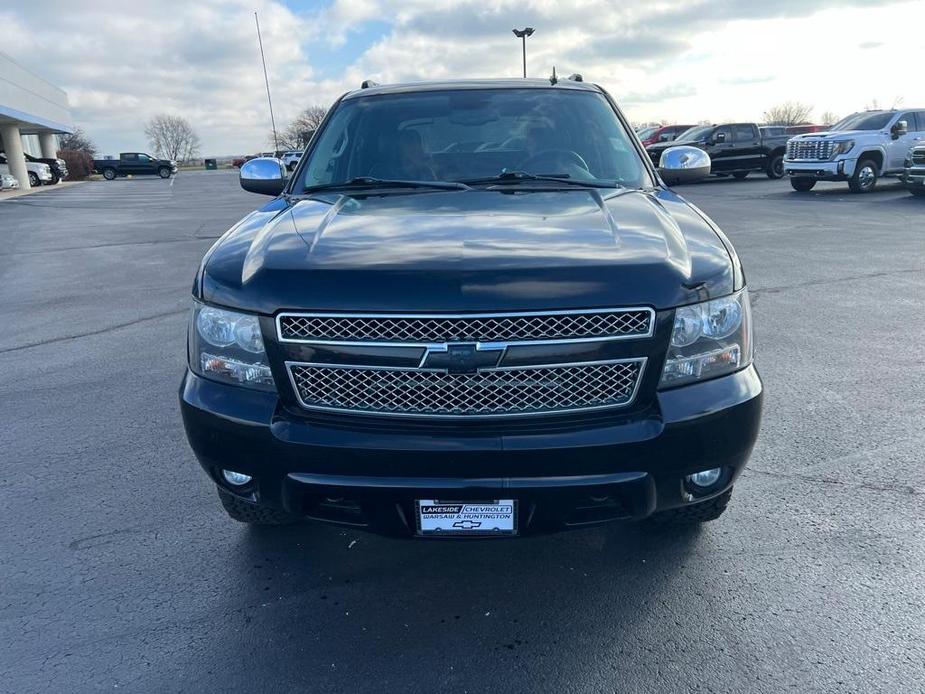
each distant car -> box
[24,152,68,184]
[639,125,696,147]
[0,153,53,187]
[281,150,302,171]
[93,152,177,180]
[901,143,925,197]
[0,161,21,190]
[1,174,20,190]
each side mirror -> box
[892,120,908,139]
[713,132,726,144]
[240,157,288,196]
[658,146,712,186]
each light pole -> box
[512,27,534,78]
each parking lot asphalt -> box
[1,171,923,693]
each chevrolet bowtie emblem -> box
[452,520,482,529]
[420,342,505,374]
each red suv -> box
[639,124,696,147]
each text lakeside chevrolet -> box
[180,78,763,538]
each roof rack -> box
[360,79,379,89]
[567,73,583,82]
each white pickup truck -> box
[783,109,925,193]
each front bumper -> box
[180,366,763,536]
[900,167,925,188]
[784,158,857,180]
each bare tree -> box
[272,105,328,150]
[819,111,839,126]
[145,114,201,162]
[58,126,97,156]
[762,101,814,126]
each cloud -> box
[720,75,775,85]
[621,85,698,104]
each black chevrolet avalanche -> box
[180,78,762,538]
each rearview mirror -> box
[658,146,712,186]
[892,120,908,139]
[713,132,726,144]
[240,157,288,196]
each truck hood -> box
[789,130,865,140]
[201,188,736,314]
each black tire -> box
[790,177,816,192]
[908,187,925,197]
[50,173,61,185]
[157,166,171,179]
[217,487,299,525]
[732,171,749,180]
[102,168,116,180]
[28,171,40,187]
[848,158,878,194]
[650,489,733,526]
[766,154,785,179]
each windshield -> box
[675,125,712,142]
[831,112,894,132]
[298,88,648,191]
[636,126,658,139]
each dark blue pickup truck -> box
[93,152,177,180]
[180,77,762,539]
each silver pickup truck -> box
[784,109,925,193]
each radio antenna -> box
[255,11,279,152]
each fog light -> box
[687,467,722,488]
[222,469,252,486]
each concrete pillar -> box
[0,124,30,190]
[39,133,58,159]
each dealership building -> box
[0,50,74,189]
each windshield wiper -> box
[461,171,621,189]
[304,177,470,193]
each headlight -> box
[660,289,753,388]
[829,140,854,159]
[189,302,275,391]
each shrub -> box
[58,149,94,180]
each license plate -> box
[416,499,517,536]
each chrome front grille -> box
[787,139,833,161]
[278,308,653,344]
[912,149,925,165]
[288,359,645,417]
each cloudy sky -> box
[3,0,923,156]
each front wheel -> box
[790,177,816,192]
[157,166,171,179]
[766,154,785,179]
[848,158,878,193]
[650,489,733,526]
[217,487,299,525]
[28,172,40,187]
